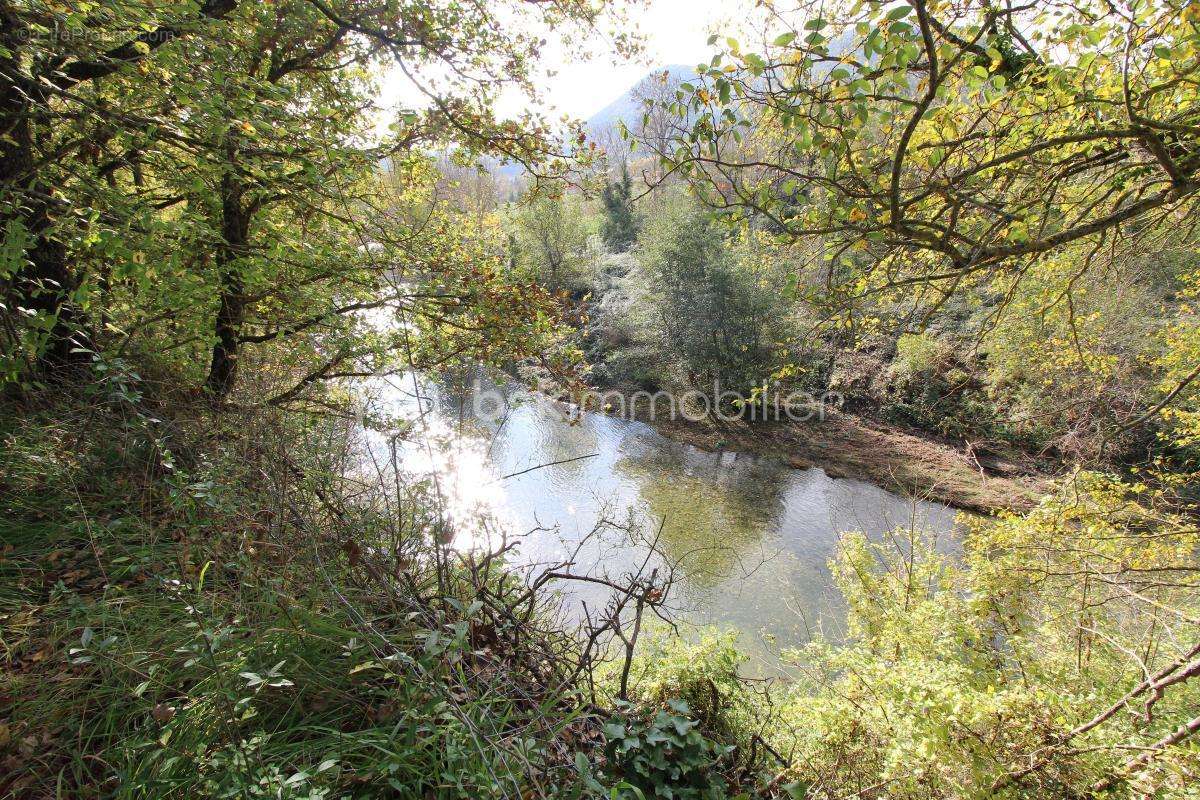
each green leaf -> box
[774,31,797,46]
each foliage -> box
[600,700,733,800]
[607,630,763,755]
[505,189,594,295]
[621,0,1200,451]
[710,474,1199,799]
[5,2,1200,799]
[873,331,1009,443]
[601,164,639,253]
[892,332,948,378]
[600,473,1200,800]
[0,389,598,798]
[637,194,779,400]
[0,0,621,397]
[1156,266,1200,452]
[655,0,1200,309]
[972,238,1177,458]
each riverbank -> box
[639,407,1050,514]
[0,391,619,798]
[537,374,1053,514]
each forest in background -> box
[2,0,1200,798]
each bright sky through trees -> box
[378,0,754,124]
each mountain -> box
[583,33,858,139]
[585,64,697,138]
[484,65,698,178]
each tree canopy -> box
[634,0,1200,438]
[647,0,1199,303]
[1,0,625,398]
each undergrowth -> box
[5,370,1197,800]
[0,381,614,798]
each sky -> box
[523,0,744,120]
[377,0,754,127]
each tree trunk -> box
[0,31,90,369]
[204,172,251,398]
[3,0,241,377]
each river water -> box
[365,371,963,672]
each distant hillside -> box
[488,65,698,177]
[585,64,697,138]
[584,34,857,142]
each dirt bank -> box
[577,388,1054,514]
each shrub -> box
[600,700,733,800]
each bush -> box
[766,476,1198,798]
[598,475,1200,800]
[611,631,753,746]
[876,332,1018,444]
[600,700,733,800]
[0,389,599,798]
[637,195,779,400]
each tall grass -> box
[0,383,597,799]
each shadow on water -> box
[361,368,966,674]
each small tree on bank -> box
[640,195,775,401]
[601,163,638,252]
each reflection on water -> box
[363,371,963,672]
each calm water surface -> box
[364,372,963,671]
